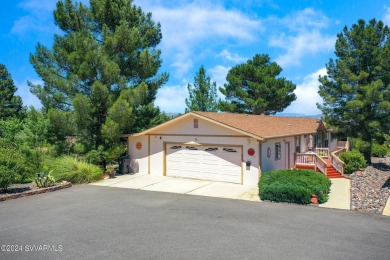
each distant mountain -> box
[276,113,323,119]
[164,112,323,120]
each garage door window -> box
[186,146,198,150]
[170,146,181,150]
[223,148,238,153]
[205,147,218,152]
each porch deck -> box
[295,147,346,179]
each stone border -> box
[0,182,72,202]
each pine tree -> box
[0,64,24,119]
[29,0,168,149]
[185,66,218,112]
[219,54,296,115]
[318,19,390,163]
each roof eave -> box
[263,132,318,140]
[126,112,265,141]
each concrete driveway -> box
[90,173,260,201]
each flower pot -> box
[310,194,318,204]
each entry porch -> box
[294,140,349,178]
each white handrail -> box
[295,153,316,166]
[316,155,327,174]
[315,148,330,158]
[295,152,327,175]
[331,149,345,175]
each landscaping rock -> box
[350,157,390,214]
[0,182,72,202]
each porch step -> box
[295,165,344,179]
[326,166,344,179]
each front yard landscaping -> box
[0,181,71,202]
[350,156,390,214]
[259,169,331,204]
[0,156,104,202]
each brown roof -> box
[193,112,321,139]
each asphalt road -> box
[0,185,389,260]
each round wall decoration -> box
[136,142,142,150]
[267,147,271,158]
[248,148,255,156]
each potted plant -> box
[106,165,116,179]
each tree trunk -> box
[362,142,372,165]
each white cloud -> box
[156,65,231,112]
[155,84,188,113]
[11,0,58,37]
[284,68,327,115]
[136,0,262,77]
[383,6,390,25]
[209,65,230,99]
[268,8,335,67]
[219,50,247,63]
[270,31,335,67]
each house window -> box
[194,119,198,128]
[275,143,281,160]
[295,136,301,153]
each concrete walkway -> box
[319,178,351,210]
[90,173,261,202]
[383,197,390,216]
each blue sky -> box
[1,0,390,115]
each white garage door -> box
[166,144,242,184]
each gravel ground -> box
[0,182,38,198]
[350,156,390,214]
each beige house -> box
[126,112,345,186]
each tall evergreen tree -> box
[0,64,24,119]
[29,0,168,149]
[318,19,390,163]
[185,65,218,112]
[219,54,296,115]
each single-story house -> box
[126,112,344,186]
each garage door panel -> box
[166,144,242,184]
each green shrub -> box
[371,143,388,157]
[0,148,35,192]
[339,150,366,174]
[44,156,103,184]
[259,169,331,204]
[34,170,56,188]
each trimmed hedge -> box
[339,150,366,174]
[259,169,331,204]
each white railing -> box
[337,140,350,151]
[331,148,345,175]
[295,152,327,175]
[295,153,316,167]
[316,156,327,174]
[315,148,330,158]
